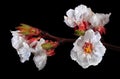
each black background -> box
[2,0,120,76]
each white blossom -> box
[11,30,47,70]
[70,29,106,68]
[64,4,93,28]
[17,42,31,63]
[74,5,93,22]
[11,31,24,49]
[33,52,47,70]
[64,4,111,30]
[32,38,47,70]
[89,13,111,27]
[11,31,31,63]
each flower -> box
[11,30,47,70]
[33,52,47,70]
[17,42,31,63]
[16,23,40,36]
[64,4,93,28]
[32,39,59,70]
[32,38,47,70]
[89,13,111,27]
[64,4,111,35]
[70,29,106,68]
[89,13,111,34]
[11,30,57,70]
[11,31,31,63]
[11,31,24,49]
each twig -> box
[41,30,120,52]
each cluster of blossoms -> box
[11,24,58,70]
[64,4,111,68]
[11,4,111,70]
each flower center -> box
[82,42,93,54]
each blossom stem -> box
[102,41,120,52]
[41,31,120,52]
[41,31,75,43]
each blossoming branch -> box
[10,4,117,70]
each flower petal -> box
[35,38,45,52]
[33,52,47,70]
[66,9,75,18]
[93,41,106,56]
[89,13,111,27]
[75,4,93,22]
[89,54,102,66]
[83,29,95,41]
[71,49,78,61]
[76,54,90,68]
[11,31,24,49]
[17,42,31,63]
[70,29,106,68]
[64,16,76,28]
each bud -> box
[16,23,40,36]
[41,41,59,56]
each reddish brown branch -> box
[102,42,120,52]
[41,31,75,43]
[41,31,120,52]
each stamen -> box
[82,42,93,54]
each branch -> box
[41,31,75,43]
[102,41,120,52]
[41,31,120,52]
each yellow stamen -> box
[83,42,93,54]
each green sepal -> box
[74,30,85,36]
[41,43,53,50]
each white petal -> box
[93,41,106,56]
[11,30,20,36]
[75,4,93,22]
[64,16,76,28]
[89,13,111,27]
[30,38,45,53]
[11,36,22,49]
[66,9,75,18]
[83,29,101,43]
[29,38,47,70]
[76,54,90,68]
[17,42,31,63]
[73,36,85,47]
[75,5,86,21]
[39,38,45,44]
[84,29,95,41]
[94,32,101,42]
[89,54,102,66]
[35,38,45,52]
[71,47,90,68]
[33,52,47,70]
[71,49,78,61]
[11,34,24,49]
